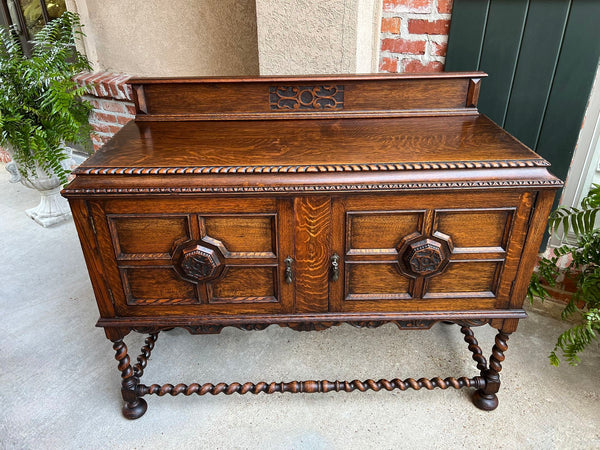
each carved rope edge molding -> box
[74,159,551,176]
[63,178,564,195]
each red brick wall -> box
[73,72,136,151]
[379,0,453,73]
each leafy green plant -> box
[0,11,92,183]
[529,183,600,366]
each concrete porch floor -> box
[1,167,599,450]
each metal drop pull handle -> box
[284,256,294,284]
[331,253,340,282]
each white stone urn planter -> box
[5,146,78,227]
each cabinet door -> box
[329,191,535,312]
[91,197,294,317]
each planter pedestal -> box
[5,147,75,227]
[24,185,72,227]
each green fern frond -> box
[529,186,600,366]
[0,12,92,183]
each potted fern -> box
[528,184,600,365]
[0,12,92,226]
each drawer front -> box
[91,197,294,316]
[330,192,535,312]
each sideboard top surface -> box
[64,73,562,195]
[75,115,548,174]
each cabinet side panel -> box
[294,196,331,312]
[69,199,116,319]
[509,190,557,308]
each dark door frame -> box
[1,0,55,54]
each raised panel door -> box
[91,197,294,316]
[329,191,535,312]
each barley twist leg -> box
[460,326,488,372]
[472,330,510,411]
[133,332,159,378]
[113,338,147,419]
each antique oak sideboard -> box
[63,73,562,419]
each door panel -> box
[109,215,192,257]
[424,261,501,297]
[204,215,275,254]
[347,211,423,250]
[330,192,534,312]
[121,267,197,305]
[346,262,412,300]
[432,209,513,250]
[210,266,277,303]
[93,197,294,316]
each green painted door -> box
[445,0,600,184]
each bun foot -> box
[472,390,498,411]
[122,398,147,420]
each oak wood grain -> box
[72,116,548,173]
[293,196,331,313]
[62,74,563,417]
[127,73,484,120]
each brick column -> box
[73,72,136,151]
[379,0,453,73]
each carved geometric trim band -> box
[269,85,344,110]
[133,319,440,335]
[62,178,564,196]
[74,159,551,176]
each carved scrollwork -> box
[348,320,433,330]
[284,322,341,332]
[182,325,225,335]
[452,319,490,328]
[136,320,438,335]
[392,320,434,329]
[270,85,344,111]
[182,324,271,334]
[235,324,271,332]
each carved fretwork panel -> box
[269,85,344,111]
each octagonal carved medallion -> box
[397,232,453,278]
[172,239,227,283]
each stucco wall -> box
[69,0,259,77]
[255,0,381,75]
